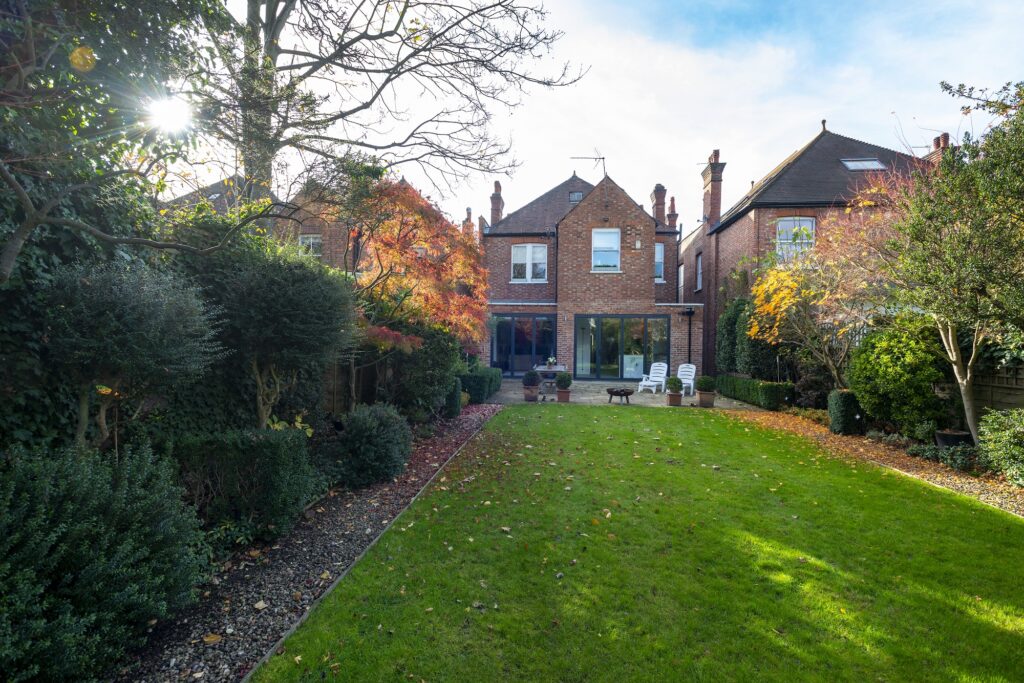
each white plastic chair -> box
[638,362,668,393]
[676,363,696,396]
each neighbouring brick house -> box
[679,122,926,375]
[479,173,704,379]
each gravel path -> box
[728,410,1024,518]
[116,404,502,682]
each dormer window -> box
[569,191,583,204]
[841,158,886,171]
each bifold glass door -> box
[573,315,669,379]
[491,315,556,375]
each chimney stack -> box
[666,196,678,229]
[490,181,504,227]
[651,183,667,224]
[461,207,474,234]
[701,149,726,228]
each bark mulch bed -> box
[116,404,502,683]
[727,410,1024,518]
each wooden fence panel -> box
[974,367,1024,411]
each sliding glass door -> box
[491,314,556,376]
[573,315,669,379]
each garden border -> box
[241,405,502,681]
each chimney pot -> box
[651,183,667,224]
[940,132,950,148]
[666,196,678,229]
[933,136,941,151]
[701,150,726,228]
[490,181,504,227]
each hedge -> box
[0,444,203,681]
[459,367,503,404]
[443,377,463,419]
[828,389,864,435]
[716,375,795,411]
[314,403,413,488]
[174,429,322,540]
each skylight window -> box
[569,191,583,204]
[841,158,886,171]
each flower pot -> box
[556,389,571,403]
[697,390,716,408]
[667,391,682,407]
[935,429,973,448]
[524,385,540,402]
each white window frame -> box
[654,242,665,282]
[298,233,323,258]
[569,191,583,204]
[591,228,621,272]
[775,217,816,260]
[511,243,548,283]
[695,252,703,292]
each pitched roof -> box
[486,174,595,234]
[713,130,918,233]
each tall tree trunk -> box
[935,318,982,443]
[75,383,90,447]
[239,0,277,203]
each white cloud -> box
[403,0,1023,232]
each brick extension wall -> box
[679,205,837,374]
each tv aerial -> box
[571,149,606,176]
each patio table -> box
[533,364,567,400]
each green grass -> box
[253,406,1024,682]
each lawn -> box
[253,405,1024,682]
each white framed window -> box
[695,253,703,291]
[841,158,886,171]
[775,217,816,260]
[591,228,621,272]
[654,242,665,282]
[569,191,583,204]
[298,233,323,258]
[511,243,547,282]
[412,246,427,257]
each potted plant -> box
[546,356,557,368]
[935,428,973,448]
[555,372,572,402]
[522,370,541,402]
[695,376,716,408]
[666,376,683,407]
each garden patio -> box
[252,405,1024,682]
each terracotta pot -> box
[524,385,540,402]
[697,390,716,408]
[556,388,571,403]
[935,429,973,448]
[667,392,682,407]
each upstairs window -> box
[298,233,323,258]
[511,243,547,282]
[654,242,665,281]
[412,246,427,257]
[591,228,621,271]
[695,252,703,291]
[841,158,886,171]
[569,191,583,204]
[775,217,816,260]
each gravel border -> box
[727,410,1024,519]
[116,404,502,682]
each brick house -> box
[479,173,704,380]
[679,123,925,374]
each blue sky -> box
[416,0,1022,231]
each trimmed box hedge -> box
[459,367,503,404]
[828,389,864,435]
[716,375,795,411]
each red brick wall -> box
[679,205,838,374]
[482,235,557,303]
